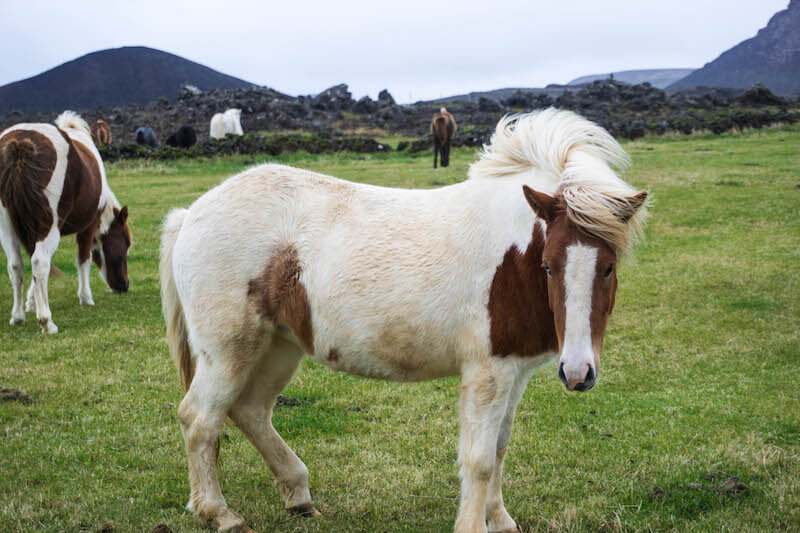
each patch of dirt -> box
[650,486,666,500]
[717,476,749,496]
[275,395,302,408]
[0,387,30,403]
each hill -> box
[0,46,256,115]
[569,69,696,89]
[669,0,800,95]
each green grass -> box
[2,127,800,532]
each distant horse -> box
[431,106,456,168]
[209,108,243,139]
[0,111,131,334]
[135,127,158,147]
[160,108,648,532]
[166,126,197,149]
[90,120,112,146]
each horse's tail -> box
[0,136,53,254]
[160,207,194,394]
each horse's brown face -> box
[93,206,131,293]
[523,186,620,392]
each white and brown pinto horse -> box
[0,111,131,334]
[160,108,648,533]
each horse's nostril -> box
[558,362,567,386]
[585,366,596,385]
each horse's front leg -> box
[455,360,516,533]
[30,228,60,333]
[485,360,541,533]
[75,228,95,306]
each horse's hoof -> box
[79,298,95,306]
[40,321,58,334]
[287,502,321,518]
[9,316,24,325]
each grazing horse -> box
[160,108,648,533]
[209,108,243,139]
[431,106,457,168]
[90,120,112,146]
[0,111,131,334]
[135,126,158,147]
[166,126,197,149]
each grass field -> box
[1,126,799,532]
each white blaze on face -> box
[561,243,598,382]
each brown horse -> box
[431,106,456,168]
[90,120,112,146]
[0,111,131,333]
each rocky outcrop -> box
[669,0,800,96]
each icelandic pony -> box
[0,111,131,334]
[166,126,198,149]
[209,108,243,139]
[431,106,457,168]
[135,126,158,147]
[90,120,112,146]
[160,108,648,533]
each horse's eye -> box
[543,263,551,276]
[604,265,614,278]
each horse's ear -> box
[116,205,129,225]
[522,185,556,222]
[615,191,648,222]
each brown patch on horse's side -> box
[248,245,314,353]
[57,133,103,236]
[488,223,558,357]
[0,130,57,254]
[327,348,340,362]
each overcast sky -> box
[0,0,789,103]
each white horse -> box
[160,108,648,532]
[0,111,131,334]
[209,108,244,140]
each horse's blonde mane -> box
[469,108,648,257]
[54,110,92,138]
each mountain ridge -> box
[0,46,256,115]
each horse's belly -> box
[310,343,461,382]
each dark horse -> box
[0,111,131,334]
[431,107,456,168]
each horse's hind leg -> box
[433,137,440,169]
[30,228,60,333]
[0,209,25,325]
[178,338,261,532]
[229,335,318,516]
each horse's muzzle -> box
[114,280,129,293]
[559,361,595,392]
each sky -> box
[0,0,790,103]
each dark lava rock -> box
[378,89,396,107]
[312,83,353,111]
[353,96,377,114]
[478,96,503,112]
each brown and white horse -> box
[90,119,113,146]
[160,108,648,533]
[431,106,457,168]
[0,111,131,334]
